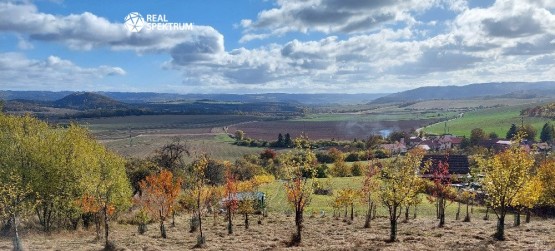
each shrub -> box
[351,161,364,176]
[316,151,334,163]
[332,161,351,177]
[345,152,363,162]
[316,164,329,178]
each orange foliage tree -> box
[224,163,238,234]
[138,170,182,238]
[283,137,317,245]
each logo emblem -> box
[124,12,145,32]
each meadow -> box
[423,105,554,138]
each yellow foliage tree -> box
[477,133,536,240]
[377,149,426,242]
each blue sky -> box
[0,0,554,93]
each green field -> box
[295,111,458,122]
[424,105,554,139]
[259,177,484,217]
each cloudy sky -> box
[0,0,554,93]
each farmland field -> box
[423,104,555,139]
[229,119,443,141]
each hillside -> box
[53,92,128,110]
[372,81,555,104]
[521,102,555,119]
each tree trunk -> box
[350,204,354,221]
[404,206,409,222]
[463,202,470,222]
[372,204,377,220]
[413,205,417,219]
[160,221,167,238]
[389,206,398,242]
[95,213,101,240]
[294,209,303,244]
[495,213,505,240]
[364,201,373,228]
[484,207,489,221]
[244,213,249,229]
[436,199,440,219]
[171,211,176,227]
[525,210,531,223]
[227,210,233,234]
[104,206,110,247]
[514,211,521,227]
[456,201,461,220]
[12,216,23,251]
[439,198,445,227]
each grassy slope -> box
[424,105,554,139]
[294,111,458,122]
[259,176,483,217]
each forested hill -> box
[371,81,555,104]
[521,103,555,119]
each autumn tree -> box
[378,149,426,242]
[234,130,245,141]
[538,159,555,211]
[510,176,542,226]
[460,189,475,222]
[470,128,487,146]
[477,133,536,240]
[189,154,211,247]
[153,141,189,174]
[429,159,452,227]
[283,137,317,245]
[0,169,37,251]
[125,159,160,195]
[138,170,182,238]
[361,162,380,228]
[237,180,256,230]
[518,124,537,141]
[223,164,238,234]
[335,189,357,220]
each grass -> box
[259,176,484,217]
[103,134,263,161]
[295,111,458,122]
[424,104,554,139]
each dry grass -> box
[2,212,554,250]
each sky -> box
[0,0,554,94]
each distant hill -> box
[371,82,555,104]
[53,92,128,110]
[0,91,387,105]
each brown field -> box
[2,213,554,250]
[229,120,438,141]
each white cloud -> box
[240,0,438,42]
[1,1,555,93]
[0,53,125,90]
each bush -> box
[316,151,334,163]
[313,180,333,195]
[345,152,363,162]
[331,161,351,177]
[351,161,364,176]
[316,164,329,178]
[374,149,389,159]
